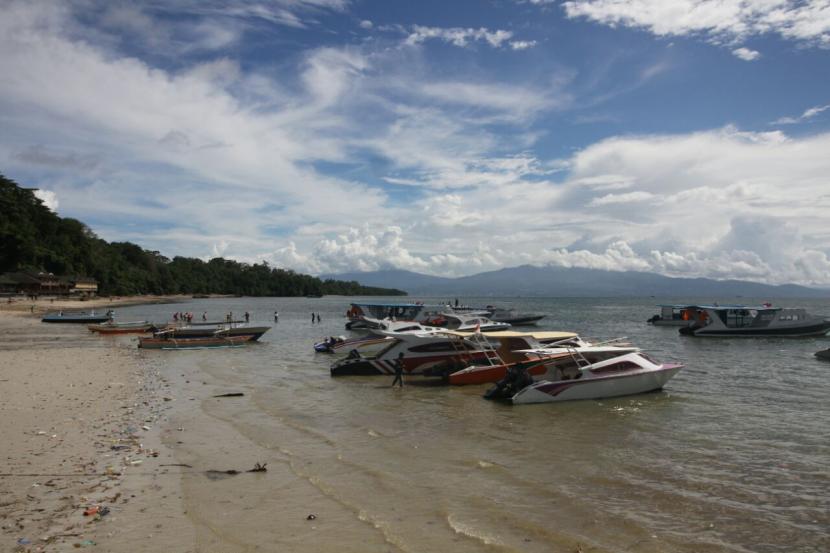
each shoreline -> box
[1,295,193,318]
[0,310,193,551]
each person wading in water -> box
[392,352,405,388]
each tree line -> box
[0,174,405,297]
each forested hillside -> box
[0,174,404,297]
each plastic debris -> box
[18,538,31,545]
[83,506,100,516]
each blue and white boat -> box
[678,304,830,337]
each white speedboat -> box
[484,350,682,404]
[678,304,830,337]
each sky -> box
[1,0,830,286]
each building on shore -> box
[0,272,98,297]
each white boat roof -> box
[443,330,577,340]
[516,345,639,355]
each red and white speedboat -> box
[484,350,682,404]
[329,330,579,377]
[330,332,493,376]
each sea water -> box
[116,296,830,553]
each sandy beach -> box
[0,298,194,552]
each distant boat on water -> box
[677,304,830,337]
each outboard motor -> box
[484,366,534,401]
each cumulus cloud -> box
[562,0,830,52]
[3,2,830,286]
[732,47,760,61]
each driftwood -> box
[213,392,245,398]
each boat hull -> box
[511,364,682,404]
[43,315,111,323]
[816,349,830,361]
[88,323,154,334]
[449,360,550,385]
[681,321,830,337]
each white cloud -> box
[3,2,830,287]
[509,40,538,50]
[562,1,830,50]
[772,103,830,124]
[33,189,59,212]
[359,19,373,29]
[405,25,515,48]
[732,46,760,60]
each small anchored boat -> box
[88,321,155,334]
[155,322,270,341]
[42,310,114,323]
[138,334,255,350]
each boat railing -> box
[461,331,504,367]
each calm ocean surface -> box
[114,296,830,553]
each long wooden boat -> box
[156,324,270,341]
[138,334,255,350]
[88,321,155,334]
[42,311,113,323]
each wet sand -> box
[1,297,364,553]
[0,304,193,552]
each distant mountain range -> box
[322,266,830,298]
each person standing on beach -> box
[311,312,315,323]
[274,311,279,323]
[316,313,321,323]
[244,311,250,323]
[202,311,207,321]
[392,352,405,388]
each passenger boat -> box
[421,312,511,332]
[677,304,830,337]
[484,350,683,404]
[330,330,579,377]
[345,301,430,330]
[88,321,155,334]
[42,310,114,323]
[647,305,700,326]
[138,334,254,350]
